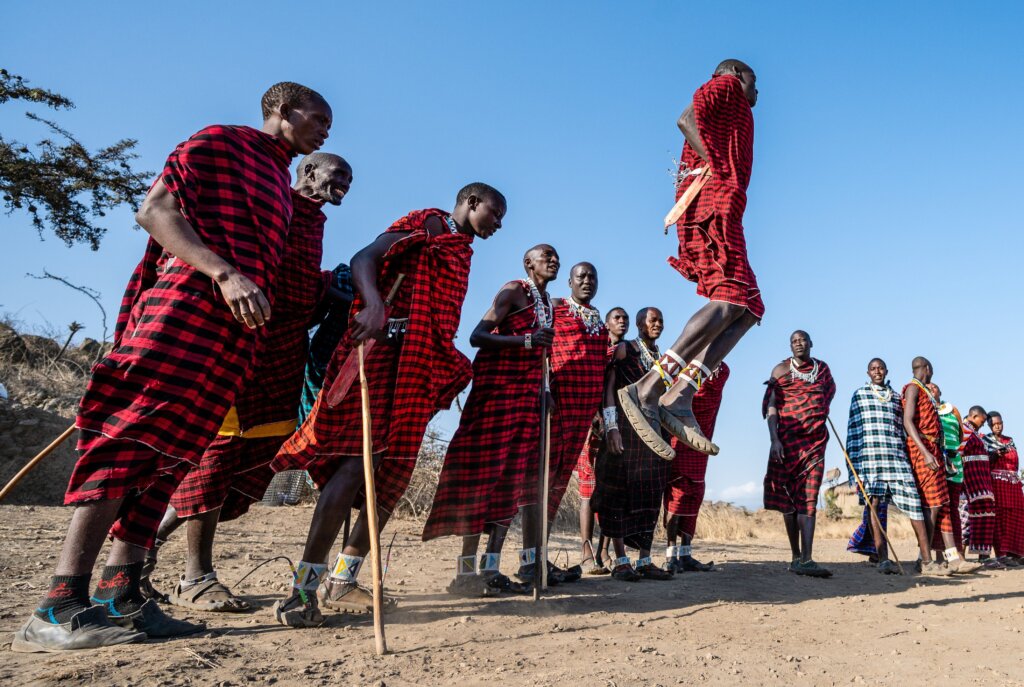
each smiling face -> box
[606,308,629,341]
[568,263,598,304]
[524,244,560,286]
[639,307,664,342]
[789,330,811,361]
[927,383,942,401]
[315,161,353,205]
[279,96,333,155]
[867,359,887,386]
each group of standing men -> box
[15,56,767,651]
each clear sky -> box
[2,2,1021,508]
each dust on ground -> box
[1,505,1022,687]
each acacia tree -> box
[0,69,151,250]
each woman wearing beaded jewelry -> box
[762,330,836,578]
[422,244,561,597]
[592,307,676,582]
[843,358,935,576]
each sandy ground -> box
[1,504,1023,687]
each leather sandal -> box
[617,384,675,460]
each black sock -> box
[34,574,92,624]
[90,563,145,617]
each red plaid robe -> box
[665,362,730,535]
[169,190,330,518]
[68,125,293,505]
[273,209,474,513]
[762,359,835,516]
[422,285,545,540]
[986,434,1024,557]
[961,421,996,553]
[667,74,763,319]
[546,301,607,518]
[902,381,953,533]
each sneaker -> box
[446,574,497,598]
[320,578,397,614]
[106,599,205,637]
[12,606,145,653]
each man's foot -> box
[657,405,719,456]
[483,572,532,594]
[12,606,146,653]
[999,555,1023,568]
[581,556,610,575]
[949,558,984,574]
[107,598,205,637]
[515,563,559,587]
[919,561,952,577]
[877,559,900,575]
[272,591,324,628]
[636,562,674,580]
[791,560,832,578]
[668,555,714,572]
[611,561,641,582]
[980,557,1007,570]
[169,573,251,612]
[320,578,398,614]
[617,384,675,460]
[447,574,499,598]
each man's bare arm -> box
[677,104,708,162]
[766,363,787,462]
[468,283,554,350]
[348,231,410,341]
[136,179,271,329]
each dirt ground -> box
[1,505,1022,687]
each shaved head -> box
[715,59,753,76]
[297,152,350,173]
[456,182,505,210]
[571,261,596,276]
[912,356,931,370]
[524,243,556,261]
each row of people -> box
[16,55,763,651]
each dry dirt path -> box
[1,505,1022,686]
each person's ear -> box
[303,163,315,181]
[277,102,292,121]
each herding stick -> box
[826,417,905,575]
[358,342,388,654]
[533,351,552,600]
[0,424,76,502]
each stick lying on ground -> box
[827,416,905,575]
[0,424,76,502]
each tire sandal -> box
[617,384,675,460]
[170,573,251,612]
[792,560,832,578]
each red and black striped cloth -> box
[273,209,474,513]
[985,434,1024,557]
[901,381,954,533]
[169,190,330,519]
[664,362,730,535]
[546,301,607,519]
[667,74,763,319]
[67,125,294,508]
[591,341,671,552]
[422,286,545,540]
[961,421,996,553]
[762,359,835,516]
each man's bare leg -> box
[183,509,220,579]
[797,514,816,563]
[54,500,126,575]
[579,498,597,564]
[867,498,888,561]
[909,518,931,561]
[782,512,801,561]
[299,458,365,563]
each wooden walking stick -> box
[0,424,76,502]
[826,417,905,575]
[358,341,388,655]
[533,351,552,600]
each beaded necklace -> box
[567,297,604,336]
[910,378,938,406]
[524,278,552,328]
[789,357,819,383]
[635,338,660,372]
[869,382,893,402]
[443,215,460,234]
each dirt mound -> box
[0,399,77,504]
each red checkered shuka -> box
[986,435,1024,556]
[575,428,600,500]
[960,421,996,553]
[591,341,672,551]
[235,190,331,429]
[274,209,474,513]
[169,435,282,519]
[667,74,763,319]
[762,359,835,516]
[547,301,608,518]
[69,126,293,505]
[665,362,730,528]
[422,288,545,540]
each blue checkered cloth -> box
[846,383,924,520]
[298,263,353,424]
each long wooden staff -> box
[0,424,76,502]
[358,342,387,655]
[533,351,552,600]
[826,417,905,575]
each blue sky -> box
[3,2,1022,508]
